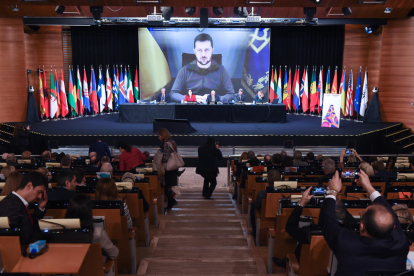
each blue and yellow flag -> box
[325,67,331,94]
[354,69,362,113]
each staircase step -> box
[156,237,249,247]
[164,221,242,229]
[167,209,236,215]
[152,248,254,259]
[161,229,244,236]
[386,128,410,138]
[394,134,414,143]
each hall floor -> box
[131,187,285,275]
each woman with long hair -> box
[13,123,30,154]
[117,141,147,171]
[184,90,196,102]
[65,194,119,260]
[157,128,179,209]
[0,171,23,196]
[95,178,133,230]
[1,165,15,178]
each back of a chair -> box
[92,201,123,241]
[274,211,297,260]
[254,182,267,200]
[134,183,150,206]
[77,243,105,276]
[265,192,302,218]
[299,236,330,276]
[0,236,22,272]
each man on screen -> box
[170,33,235,103]
[156,88,171,103]
[206,90,221,104]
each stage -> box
[3,113,400,154]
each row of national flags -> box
[269,65,369,117]
[38,65,139,119]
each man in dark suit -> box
[47,170,76,201]
[319,170,409,276]
[0,171,48,244]
[372,160,396,186]
[292,150,309,167]
[89,139,111,159]
[60,155,71,169]
[318,158,336,186]
[156,88,171,103]
[206,90,221,104]
[234,88,245,102]
[250,170,280,238]
[88,155,101,173]
[196,137,223,199]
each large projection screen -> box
[138,27,271,102]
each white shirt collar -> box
[12,191,28,207]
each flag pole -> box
[296,65,299,115]
[319,65,323,117]
[355,66,361,122]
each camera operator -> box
[196,137,223,200]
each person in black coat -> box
[156,88,171,103]
[47,170,76,201]
[89,139,111,159]
[319,171,409,276]
[0,171,48,245]
[206,90,221,104]
[372,160,397,186]
[13,123,30,154]
[196,137,223,199]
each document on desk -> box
[0,217,10,228]
[39,219,81,230]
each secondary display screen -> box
[138,27,271,102]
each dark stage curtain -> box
[71,25,139,85]
[270,25,345,94]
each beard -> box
[197,56,211,66]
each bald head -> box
[361,204,394,239]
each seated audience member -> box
[89,155,100,172]
[184,90,196,102]
[264,154,272,165]
[6,153,18,166]
[306,152,315,163]
[272,154,282,166]
[73,168,86,186]
[281,156,294,169]
[254,90,266,103]
[143,151,150,159]
[0,171,23,196]
[2,153,8,160]
[284,187,356,267]
[319,170,410,275]
[89,139,111,159]
[247,151,261,167]
[21,151,33,161]
[100,163,113,177]
[206,90,220,104]
[280,150,287,159]
[250,170,281,238]
[293,150,309,166]
[410,156,414,170]
[239,152,248,162]
[47,170,76,201]
[118,141,147,171]
[121,172,150,212]
[316,153,323,161]
[156,88,171,103]
[372,160,396,185]
[392,204,413,224]
[1,165,16,178]
[65,194,119,260]
[101,156,110,165]
[60,155,71,169]
[95,178,133,230]
[42,151,51,160]
[234,88,245,102]
[36,167,52,182]
[318,158,336,186]
[359,162,375,177]
[0,171,48,244]
[50,152,58,161]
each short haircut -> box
[307,152,315,161]
[90,155,100,166]
[51,152,58,160]
[247,151,255,160]
[335,199,347,220]
[361,204,394,239]
[238,88,243,92]
[359,163,375,177]
[101,156,110,164]
[293,150,302,160]
[206,137,215,145]
[157,128,171,142]
[21,151,31,159]
[18,171,48,190]
[73,168,85,184]
[100,163,113,173]
[392,204,413,224]
[6,153,16,162]
[42,151,51,160]
[60,155,71,167]
[121,172,136,184]
[371,160,385,172]
[117,141,132,152]
[272,154,282,165]
[194,33,213,48]
[267,170,281,187]
[323,158,336,174]
[57,170,75,187]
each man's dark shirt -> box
[47,187,75,201]
[156,93,171,103]
[319,195,409,276]
[196,144,223,177]
[318,172,335,186]
[374,169,397,186]
[234,94,245,102]
[0,193,45,244]
[171,60,234,102]
[206,94,221,103]
[89,141,111,159]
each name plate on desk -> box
[185,102,197,105]
[39,219,81,230]
[234,102,244,105]
[255,102,266,105]
[157,102,167,105]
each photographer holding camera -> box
[196,137,223,200]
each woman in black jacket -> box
[13,123,30,154]
[196,137,223,199]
